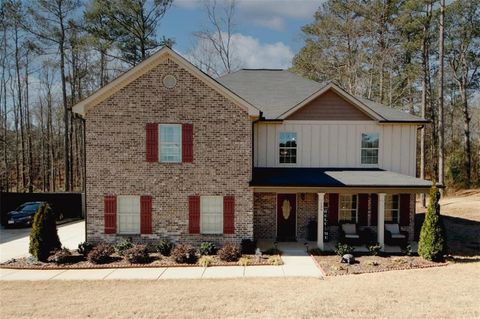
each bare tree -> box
[191,0,237,77]
[438,0,445,189]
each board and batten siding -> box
[254,120,417,176]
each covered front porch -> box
[251,168,433,252]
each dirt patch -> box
[312,254,444,276]
[1,252,281,269]
[1,263,479,318]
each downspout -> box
[251,112,263,183]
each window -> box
[385,194,400,224]
[339,194,357,223]
[159,124,182,163]
[117,196,140,234]
[279,132,297,164]
[361,133,379,164]
[200,196,223,234]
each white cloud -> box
[185,32,294,76]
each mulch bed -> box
[311,254,448,276]
[0,252,282,270]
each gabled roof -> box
[72,47,260,117]
[218,69,428,123]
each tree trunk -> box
[437,0,445,189]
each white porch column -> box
[377,193,386,251]
[317,193,325,250]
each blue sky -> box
[159,0,324,69]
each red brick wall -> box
[85,58,253,245]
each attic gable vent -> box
[163,74,177,88]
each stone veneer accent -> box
[85,58,253,245]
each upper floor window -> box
[160,124,182,163]
[279,132,297,164]
[385,194,400,224]
[361,133,379,164]
[339,194,358,223]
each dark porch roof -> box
[250,168,433,188]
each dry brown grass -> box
[1,263,479,319]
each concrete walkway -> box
[0,242,323,281]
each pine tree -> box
[29,203,61,261]
[418,184,445,261]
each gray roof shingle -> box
[218,69,427,122]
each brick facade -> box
[85,58,253,245]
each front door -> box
[277,194,296,241]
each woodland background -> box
[0,0,478,194]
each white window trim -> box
[159,124,182,163]
[360,132,380,166]
[278,131,298,165]
[117,195,141,235]
[338,194,358,223]
[385,194,400,224]
[200,196,224,235]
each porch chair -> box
[339,223,363,246]
[384,224,408,247]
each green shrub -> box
[218,243,241,262]
[78,242,94,257]
[419,185,445,261]
[367,243,382,256]
[198,255,213,267]
[402,243,413,256]
[29,203,61,261]
[262,247,283,256]
[334,243,354,256]
[240,239,257,254]
[87,244,114,264]
[47,247,72,264]
[156,239,174,256]
[238,257,250,266]
[115,238,134,256]
[171,244,198,264]
[199,242,217,256]
[124,245,150,264]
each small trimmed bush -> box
[124,245,150,264]
[402,243,413,256]
[268,256,283,265]
[419,184,445,261]
[308,248,324,256]
[240,239,257,254]
[218,243,241,262]
[334,243,354,256]
[115,238,134,256]
[87,244,114,264]
[47,248,72,264]
[367,243,382,256]
[156,239,174,256]
[78,242,94,257]
[262,247,282,256]
[238,257,250,266]
[171,244,198,264]
[29,203,61,262]
[199,242,217,256]
[198,255,213,267]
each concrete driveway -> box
[0,220,85,263]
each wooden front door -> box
[277,194,296,241]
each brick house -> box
[73,47,432,250]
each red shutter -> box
[182,124,193,163]
[146,123,158,162]
[223,196,235,234]
[140,195,152,234]
[371,194,378,226]
[188,195,200,234]
[358,194,369,226]
[104,195,116,234]
[399,194,411,226]
[328,193,339,226]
